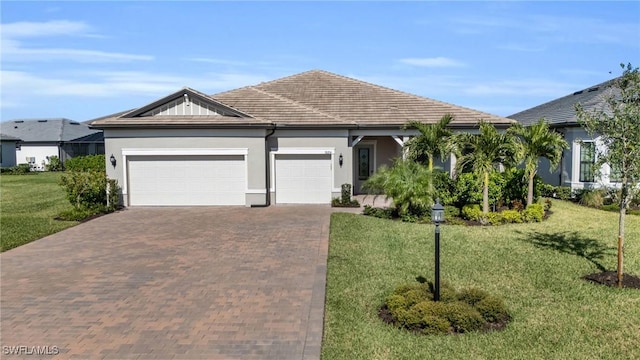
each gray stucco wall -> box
[103,128,267,206]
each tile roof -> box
[214,70,514,127]
[92,70,515,129]
[0,118,102,142]
[508,78,618,126]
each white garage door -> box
[275,154,332,204]
[128,155,245,206]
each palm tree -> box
[509,119,569,206]
[403,114,457,171]
[457,121,518,214]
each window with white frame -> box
[579,142,595,182]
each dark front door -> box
[354,144,374,194]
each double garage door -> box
[128,155,246,206]
[126,153,332,206]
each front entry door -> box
[354,144,374,194]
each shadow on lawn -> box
[517,231,615,272]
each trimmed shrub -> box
[457,287,490,306]
[540,183,556,198]
[522,203,544,222]
[420,315,451,335]
[45,155,63,171]
[486,212,503,226]
[475,296,510,323]
[362,205,394,219]
[501,209,523,223]
[1,163,31,175]
[461,204,482,221]
[554,186,572,200]
[433,169,456,206]
[64,155,105,172]
[445,205,460,219]
[383,280,510,335]
[57,207,103,221]
[441,301,485,333]
[59,171,107,211]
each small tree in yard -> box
[576,63,640,288]
[509,119,568,206]
[457,121,518,214]
[403,114,458,172]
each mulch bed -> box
[582,271,640,289]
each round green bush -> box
[441,301,485,333]
[383,281,510,335]
[475,296,510,323]
[420,315,451,335]
[457,287,490,306]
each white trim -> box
[270,147,334,155]
[351,135,364,147]
[350,129,418,136]
[391,135,404,146]
[121,148,249,204]
[246,189,267,194]
[122,148,248,156]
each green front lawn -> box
[1,172,78,252]
[323,200,640,359]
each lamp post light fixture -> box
[110,154,117,168]
[339,153,343,167]
[431,198,445,301]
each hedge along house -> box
[508,77,625,192]
[90,70,514,207]
[1,118,104,170]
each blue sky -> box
[1,1,639,122]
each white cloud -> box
[398,57,466,68]
[2,40,153,63]
[1,20,151,63]
[1,70,271,100]
[0,20,92,38]
[184,57,250,66]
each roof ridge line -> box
[318,70,511,122]
[248,86,346,122]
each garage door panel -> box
[275,154,332,204]
[128,155,245,206]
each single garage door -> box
[275,154,332,204]
[128,155,246,206]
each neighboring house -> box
[91,69,514,207]
[0,118,104,170]
[509,78,621,191]
[0,133,20,168]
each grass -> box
[323,200,640,360]
[1,172,78,252]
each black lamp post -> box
[431,198,445,301]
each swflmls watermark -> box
[3,345,59,356]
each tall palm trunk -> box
[527,172,535,206]
[482,172,489,214]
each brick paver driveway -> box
[1,206,332,359]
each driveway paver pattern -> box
[1,205,332,359]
